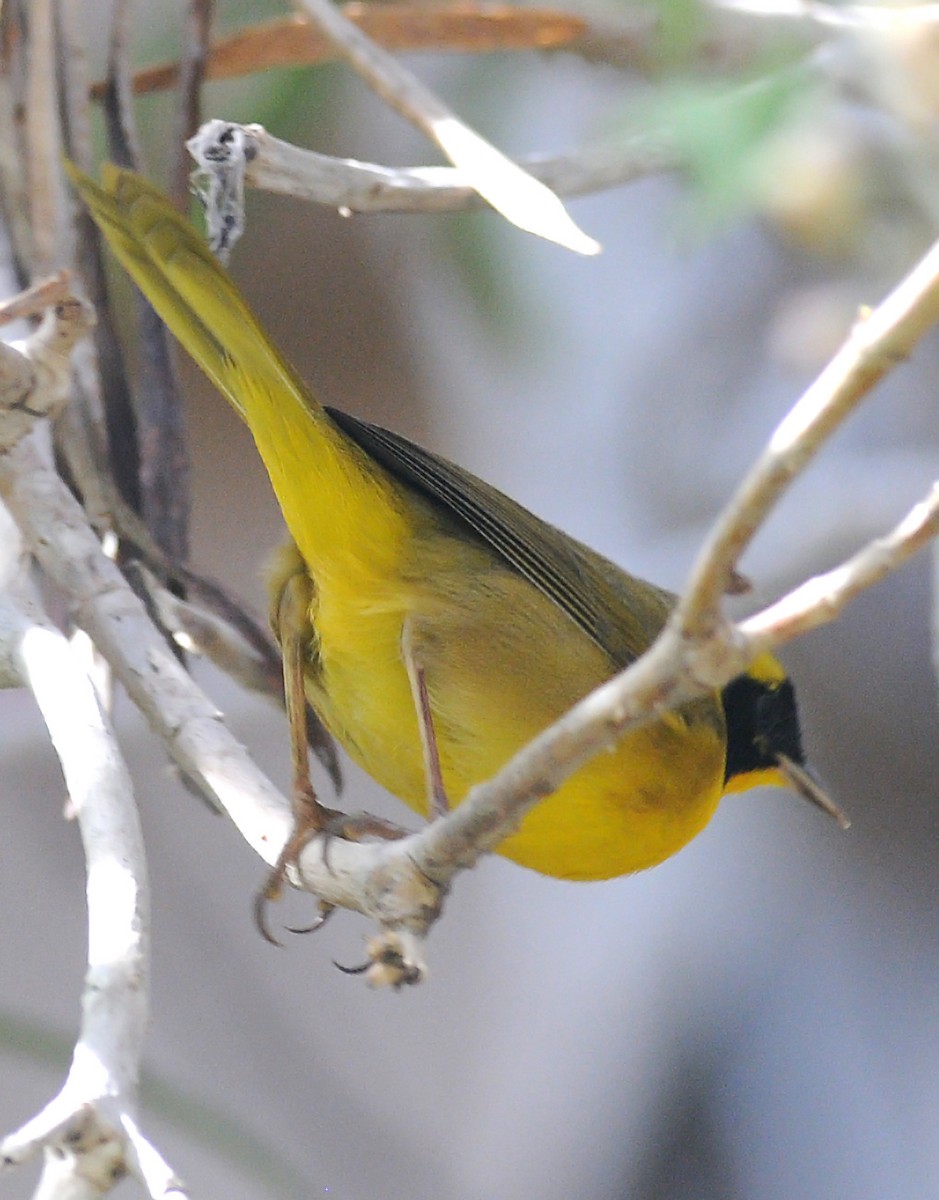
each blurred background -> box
[2,0,939,1196]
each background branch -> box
[106,6,588,96]
[188,120,674,224]
[293,0,599,255]
[171,0,216,210]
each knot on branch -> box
[361,844,447,934]
[683,624,753,692]
[0,276,94,450]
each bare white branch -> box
[0,427,296,864]
[677,235,939,647]
[743,481,939,647]
[0,293,186,1198]
[187,120,672,228]
[292,0,599,254]
[0,528,180,1196]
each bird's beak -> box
[776,753,851,831]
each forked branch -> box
[0,292,186,1199]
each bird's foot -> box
[255,781,409,945]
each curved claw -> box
[333,958,371,975]
[253,810,324,942]
[286,901,335,936]
[255,809,409,944]
[253,882,285,948]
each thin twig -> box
[677,240,939,646]
[294,0,600,255]
[187,120,674,234]
[742,482,939,647]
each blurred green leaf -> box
[654,0,707,69]
[635,66,810,232]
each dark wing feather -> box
[325,407,676,669]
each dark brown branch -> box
[101,0,191,562]
[171,0,216,211]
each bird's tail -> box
[66,162,315,426]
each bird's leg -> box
[256,559,407,944]
[255,565,337,942]
[402,618,449,819]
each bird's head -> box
[721,654,849,829]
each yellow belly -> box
[294,537,727,882]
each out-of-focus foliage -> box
[640,67,807,232]
[653,0,707,67]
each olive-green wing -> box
[325,407,675,669]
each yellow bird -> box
[69,165,841,911]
